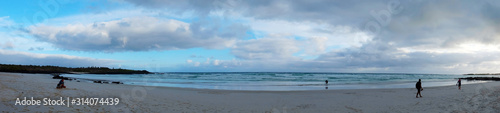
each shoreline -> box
[2,72,500,112]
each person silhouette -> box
[325,80,329,89]
[457,78,461,90]
[416,79,423,98]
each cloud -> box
[30,16,249,52]
[213,59,220,66]
[15,0,500,73]
[0,50,116,67]
[1,42,14,49]
[0,34,53,52]
[28,47,44,51]
[285,0,500,73]
[351,1,500,51]
[248,19,372,53]
[122,0,386,25]
[121,0,500,48]
[303,44,500,73]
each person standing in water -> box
[416,79,423,98]
[457,78,461,90]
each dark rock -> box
[459,77,500,81]
[52,74,70,80]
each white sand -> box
[1,72,499,112]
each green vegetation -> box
[0,64,150,74]
[460,77,500,81]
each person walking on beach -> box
[416,79,423,98]
[457,78,461,90]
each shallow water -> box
[61,72,491,91]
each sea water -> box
[61,72,491,91]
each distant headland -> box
[0,64,150,74]
[464,73,500,75]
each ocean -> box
[61,72,490,91]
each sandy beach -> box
[1,72,499,112]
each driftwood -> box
[52,74,123,84]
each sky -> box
[0,0,500,73]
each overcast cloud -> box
[1,0,498,73]
[150,0,500,73]
[30,16,249,52]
